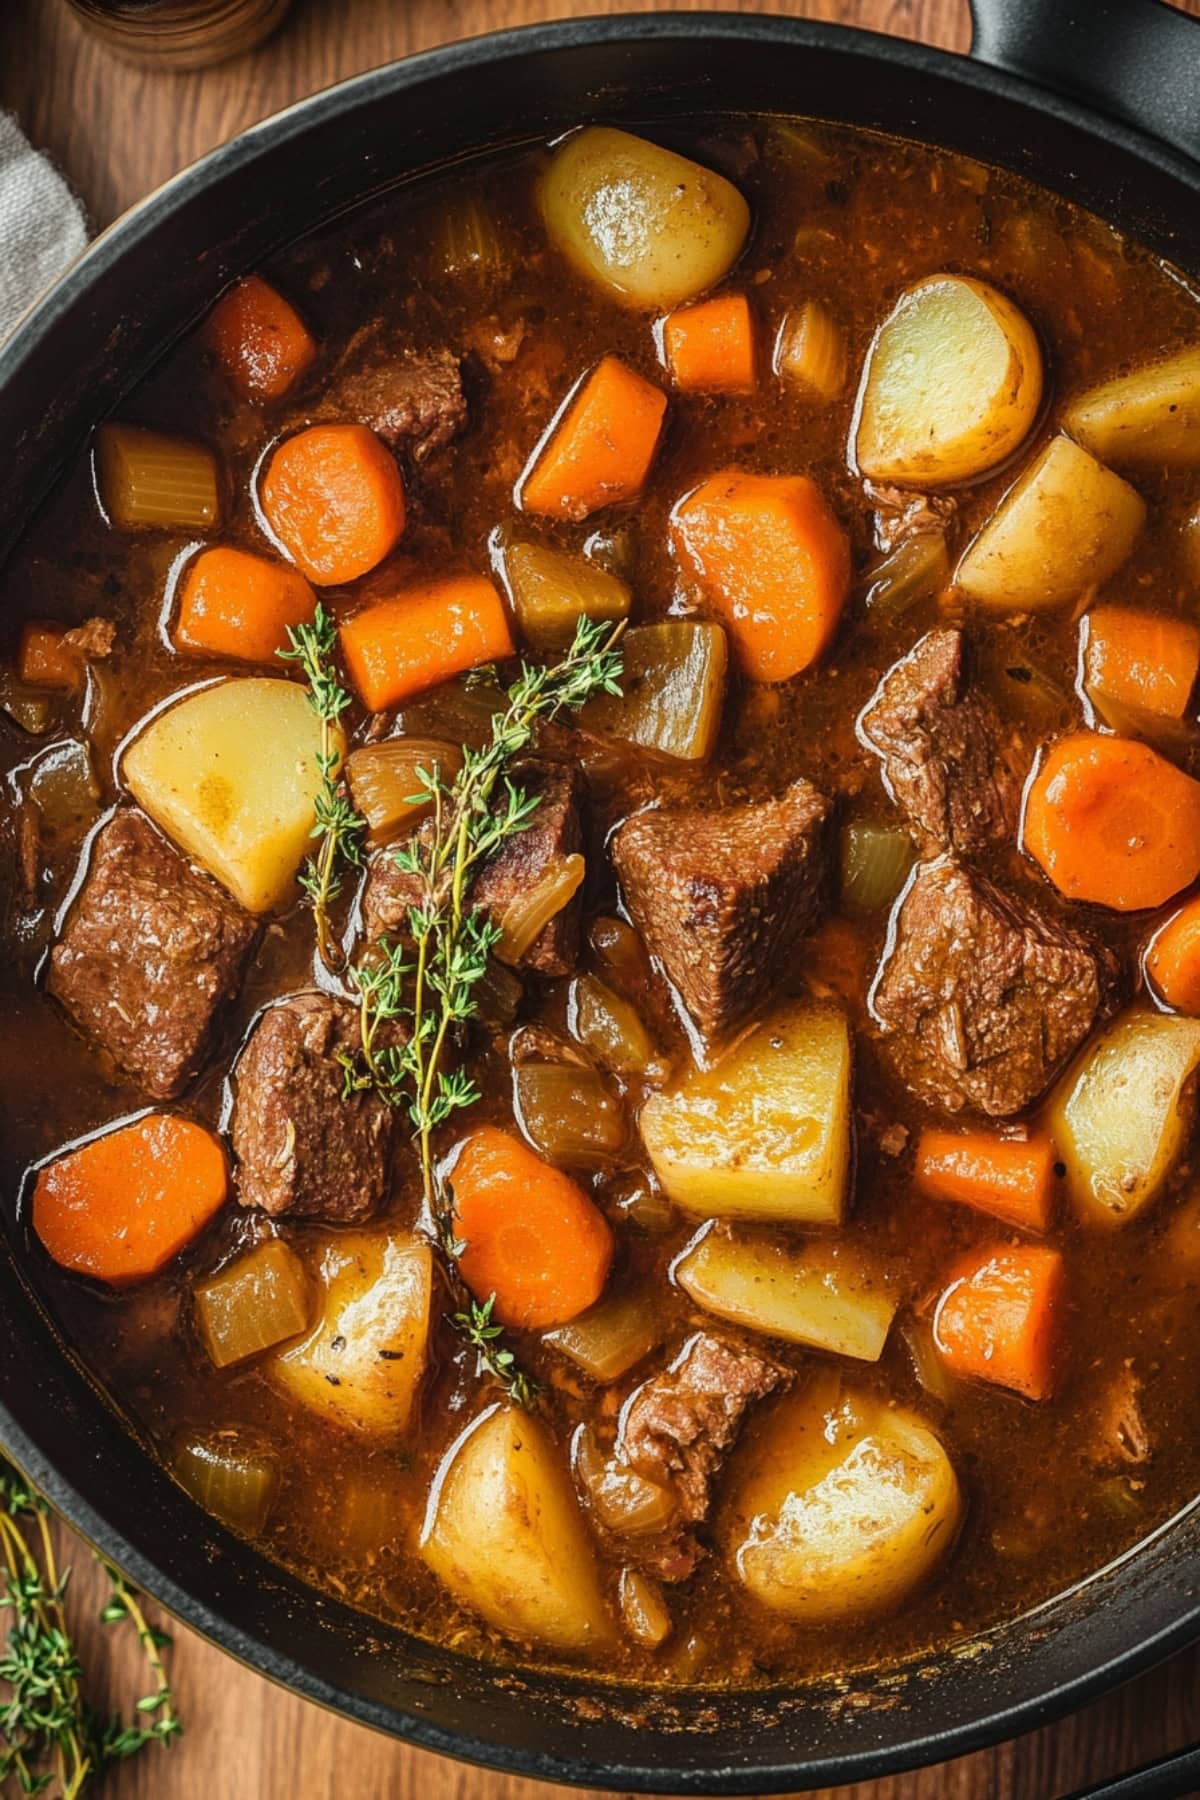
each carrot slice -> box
[915,1127,1057,1232]
[340,574,514,712]
[1146,895,1200,1013]
[662,293,755,394]
[18,622,83,689]
[451,1125,614,1329]
[1023,731,1200,911]
[174,546,316,663]
[206,275,317,401]
[261,424,406,586]
[521,355,667,521]
[671,469,850,681]
[1083,604,1200,721]
[32,1114,228,1286]
[933,1244,1065,1401]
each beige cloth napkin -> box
[0,112,87,340]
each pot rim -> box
[4,12,1200,1791]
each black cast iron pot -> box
[3,4,1200,1793]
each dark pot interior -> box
[3,14,1200,1791]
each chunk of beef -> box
[865,482,957,555]
[361,759,583,976]
[871,856,1119,1117]
[611,777,830,1041]
[317,345,466,462]
[231,992,394,1221]
[858,628,1021,855]
[612,1333,786,1580]
[47,810,255,1099]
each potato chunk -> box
[1064,345,1200,465]
[267,1231,432,1435]
[724,1384,960,1622]
[420,1405,614,1651]
[1047,1008,1200,1226]
[123,677,339,912]
[955,434,1145,612]
[675,1228,897,1361]
[856,275,1042,486]
[541,126,749,310]
[640,1004,852,1221]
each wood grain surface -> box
[3,0,1200,1794]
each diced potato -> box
[173,1434,278,1535]
[541,126,749,311]
[571,973,663,1077]
[344,737,462,846]
[675,1228,897,1361]
[583,621,727,761]
[640,1004,852,1221]
[502,539,631,650]
[1064,345,1200,465]
[544,1289,661,1381]
[194,1239,312,1369]
[856,275,1042,486]
[420,1405,614,1651]
[955,434,1146,612]
[1046,1008,1200,1226]
[96,423,220,530]
[122,677,340,912]
[267,1231,432,1435]
[724,1384,961,1621]
[514,1061,627,1170]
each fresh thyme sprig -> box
[0,1460,180,1796]
[342,615,624,1408]
[279,604,364,972]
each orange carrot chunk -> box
[340,574,515,713]
[1083,603,1200,721]
[933,1244,1065,1401]
[671,469,850,682]
[174,545,317,663]
[521,355,667,521]
[18,622,83,690]
[451,1125,614,1330]
[32,1114,228,1287]
[260,424,406,585]
[1146,895,1200,1013]
[1023,731,1200,912]
[206,275,317,401]
[662,293,755,394]
[915,1127,1057,1233]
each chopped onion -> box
[514,1060,626,1169]
[545,1290,661,1381]
[574,1426,675,1535]
[345,737,462,845]
[193,1239,313,1369]
[26,739,100,840]
[435,193,507,284]
[503,538,631,650]
[495,852,585,966]
[773,300,847,402]
[839,820,915,917]
[173,1435,278,1535]
[588,916,651,990]
[863,530,950,616]
[96,423,219,530]
[899,1315,955,1405]
[619,1568,672,1648]
[572,973,663,1077]
[584,621,727,762]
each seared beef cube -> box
[318,346,466,462]
[611,777,830,1041]
[872,856,1119,1118]
[47,809,255,1099]
[361,760,583,977]
[858,628,1020,855]
[611,1332,785,1580]
[231,992,393,1220]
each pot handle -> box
[967,0,1200,163]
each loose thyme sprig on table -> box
[278,603,365,972]
[0,1460,180,1797]
[341,614,624,1409]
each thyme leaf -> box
[278,603,364,972]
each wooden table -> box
[3,0,1200,1793]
